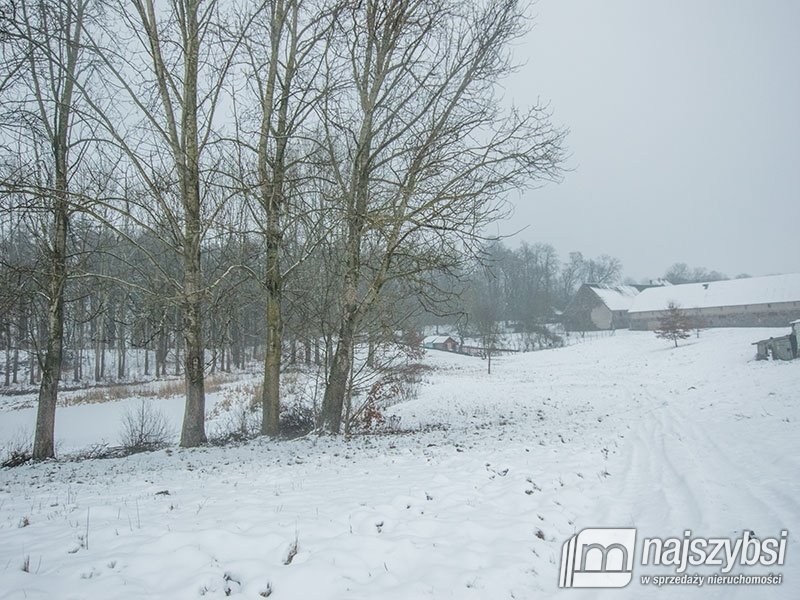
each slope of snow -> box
[0,329,798,599]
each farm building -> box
[752,319,800,361]
[565,284,653,331]
[628,273,800,330]
[422,335,459,352]
[752,335,795,361]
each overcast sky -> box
[498,0,800,282]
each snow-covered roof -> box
[587,285,643,311]
[422,335,456,345]
[629,273,800,313]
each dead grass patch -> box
[61,372,234,407]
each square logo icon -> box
[559,528,637,588]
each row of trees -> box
[423,241,623,332]
[662,262,749,285]
[0,0,566,457]
[435,250,754,344]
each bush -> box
[208,384,261,443]
[207,389,313,442]
[2,445,32,468]
[1,432,32,468]
[224,401,260,440]
[69,443,120,461]
[279,401,314,438]
[348,372,415,433]
[119,400,172,452]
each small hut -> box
[752,321,799,361]
[422,335,459,352]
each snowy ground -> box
[0,329,797,599]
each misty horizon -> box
[497,0,799,281]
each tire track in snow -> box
[601,387,703,531]
[659,389,800,534]
[601,377,797,541]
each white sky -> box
[499,0,800,281]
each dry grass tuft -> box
[62,372,233,407]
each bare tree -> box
[664,262,727,285]
[317,0,565,432]
[0,0,93,459]
[81,0,245,446]
[469,266,502,374]
[238,0,335,435]
[558,251,622,307]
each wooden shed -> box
[422,335,459,352]
[753,333,797,361]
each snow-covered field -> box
[0,329,797,599]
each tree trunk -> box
[230,319,241,371]
[325,335,333,375]
[117,308,126,379]
[260,215,282,435]
[73,300,84,382]
[261,266,281,436]
[367,335,375,369]
[174,328,181,376]
[319,156,371,430]
[28,345,35,385]
[320,312,358,433]
[179,296,206,446]
[32,0,86,459]
[178,1,207,447]
[12,315,19,383]
[210,314,219,374]
[178,157,207,444]
[33,200,68,460]
[12,344,18,384]
[3,322,10,387]
[99,332,106,379]
[95,311,104,381]
[157,326,166,377]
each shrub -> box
[119,400,172,452]
[361,397,385,429]
[1,432,32,468]
[208,384,261,443]
[279,401,315,438]
[69,443,119,461]
[2,448,32,468]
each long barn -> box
[628,273,800,330]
